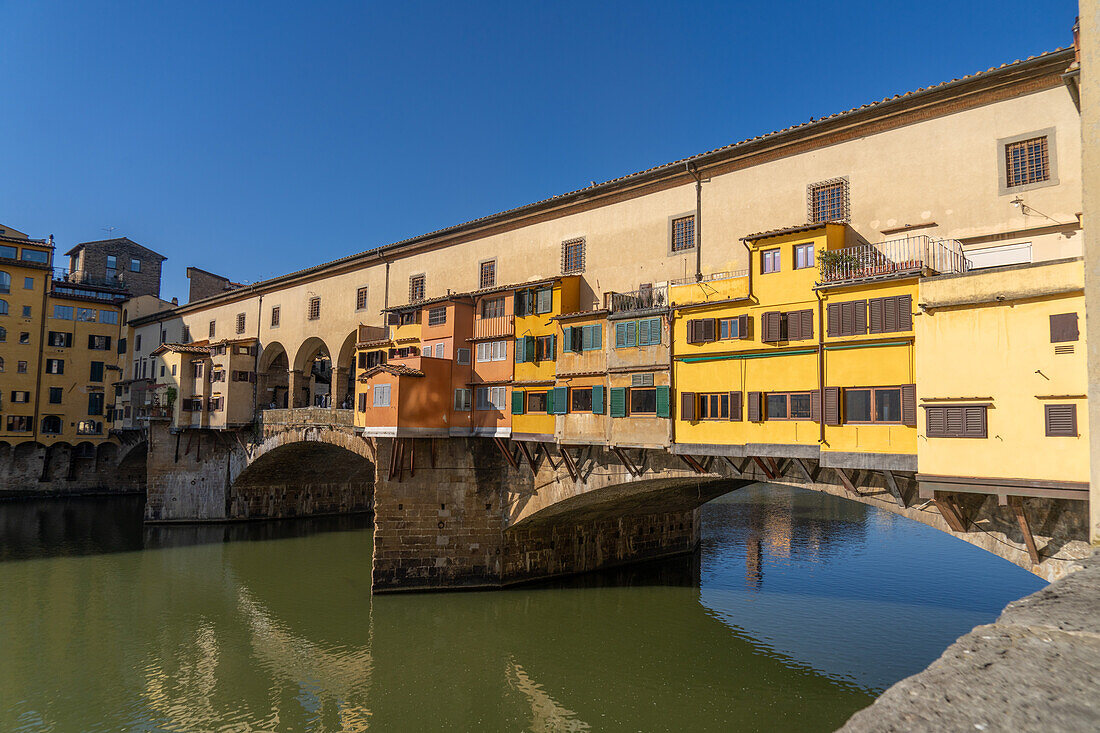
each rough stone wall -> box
[229,480,372,519]
[144,422,246,521]
[76,238,164,298]
[0,440,144,497]
[503,507,698,585]
[371,437,528,592]
[186,267,240,303]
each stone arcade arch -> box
[257,341,290,409]
[334,330,358,410]
[291,337,336,408]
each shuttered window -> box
[615,321,637,348]
[526,391,548,413]
[1049,313,1079,343]
[511,390,525,415]
[826,300,868,337]
[718,316,750,340]
[868,295,913,334]
[680,391,696,421]
[784,309,814,341]
[746,391,762,422]
[729,391,742,421]
[685,318,717,344]
[610,387,627,417]
[1044,404,1077,437]
[570,387,593,412]
[761,311,782,342]
[698,393,730,420]
[823,386,840,425]
[925,405,987,438]
[592,384,605,414]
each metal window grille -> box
[428,307,446,326]
[1005,136,1049,188]
[409,275,425,303]
[562,238,585,273]
[479,261,496,289]
[208,320,216,338]
[480,297,505,319]
[808,178,849,223]
[307,297,321,320]
[671,216,695,251]
[271,306,280,327]
[356,287,369,310]
[236,313,246,334]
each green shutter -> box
[593,324,602,349]
[656,386,670,418]
[515,337,525,363]
[610,387,627,417]
[552,386,568,414]
[614,322,626,348]
[525,336,536,362]
[592,384,605,414]
[512,390,525,415]
[562,327,572,352]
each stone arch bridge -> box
[143,411,1087,591]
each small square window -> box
[22,305,31,317]
[793,243,815,269]
[1005,136,1049,188]
[671,216,695,252]
[479,260,496,289]
[409,274,425,303]
[808,178,849,223]
[23,277,33,290]
[761,248,780,273]
[562,238,585,274]
[130,259,141,272]
[427,307,446,326]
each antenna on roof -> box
[102,225,117,237]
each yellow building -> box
[915,258,1088,502]
[0,229,52,442]
[511,276,580,441]
[672,222,966,476]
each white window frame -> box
[373,383,391,407]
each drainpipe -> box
[383,258,390,311]
[741,238,754,302]
[687,163,703,282]
[815,287,826,445]
[667,307,676,448]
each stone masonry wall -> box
[0,441,144,498]
[371,436,530,592]
[144,421,246,521]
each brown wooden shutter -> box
[1045,404,1077,437]
[747,391,762,422]
[762,312,780,342]
[883,296,898,333]
[963,406,987,438]
[898,294,913,331]
[868,298,883,334]
[702,318,716,342]
[800,310,813,340]
[901,384,916,426]
[688,320,699,344]
[737,314,751,340]
[810,390,821,422]
[1049,313,1079,343]
[827,303,841,337]
[823,387,840,425]
[729,391,742,421]
[785,311,800,341]
[680,391,696,421]
[926,406,946,437]
[853,300,867,334]
[839,302,854,336]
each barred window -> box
[356,286,369,311]
[808,178,849,223]
[409,274,425,303]
[671,216,695,252]
[562,238,585,274]
[427,306,446,326]
[307,296,321,321]
[270,306,280,327]
[479,260,496,289]
[236,313,246,334]
[208,320,216,338]
[1005,136,1049,188]
[480,297,505,319]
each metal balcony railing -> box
[670,270,749,286]
[54,269,127,289]
[473,314,514,339]
[605,284,669,314]
[818,235,969,284]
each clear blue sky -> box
[0,1,1078,302]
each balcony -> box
[605,285,669,315]
[819,235,969,285]
[473,314,514,339]
[55,269,127,290]
[357,324,388,344]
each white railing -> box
[819,235,969,283]
[605,284,669,313]
[670,269,749,286]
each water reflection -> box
[0,487,1044,732]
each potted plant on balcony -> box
[817,248,862,281]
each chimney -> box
[171,297,179,306]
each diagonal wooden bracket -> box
[882,470,907,507]
[792,458,815,483]
[612,446,641,477]
[679,454,707,474]
[722,455,743,477]
[517,441,540,473]
[494,437,520,470]
[933,492,969,532]
[751,456,779,481]
[558,445,579,482]
[833,467,861,497]
[1008,496,1042,565]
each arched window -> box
[42,416,62,434]
[0,271,10,294]
[0,325,6,341]
[0,299,8,315]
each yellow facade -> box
[512,276,580,438]
[916,259,1088,486]
[0,236,51,442]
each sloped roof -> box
[64,237,167,260]
[357,363,425,380]
[151,343,212,356]
[742,222,838,242]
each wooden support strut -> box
[751,456,778,481]
[933,493,969,533]
[721,455,743,477]
[558,446,579,482]
[518,441,539,473]
[494,437,520,470]
[1008,496,1042,565]
[833,467,860,497]
[408,438,415,478]
[792,458,815,483]
[881,469,906,507]
[679,454,706,474]
[612,446,640,477]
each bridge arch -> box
[230,427,375,520]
